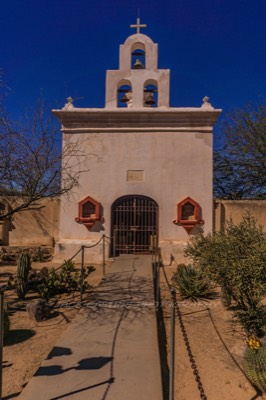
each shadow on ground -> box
[35,356,113,376]
[3,391,22,400]
[5,329,35,346]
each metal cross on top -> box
[130,17,147,34]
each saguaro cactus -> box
[16,252,31,299]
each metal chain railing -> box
[79,235,107,300]
[174,292,207,400]
[159,252,208,400]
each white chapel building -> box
[53,19,221,263]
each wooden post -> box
[169,287,176,400]
[80,246,85,302]
[103,235,106,276]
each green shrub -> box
[236,307,266,338]
[221,284,233,308]
[185,212,266,337]
[171,264,216,302]
[33,247,45,262]
[37,260,95,300]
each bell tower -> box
[105,18,170,108]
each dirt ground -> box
[1,259,266,400]
[1,261,105,400]
[161,263,265,400]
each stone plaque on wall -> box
[127,170,144,182]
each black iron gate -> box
[111,195,158,256]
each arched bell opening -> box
[110,195,159,256]
[117,81,132,108]
[143,80,158,107]
[131,43,145,69]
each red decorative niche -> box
[75,196,104,231]
[173,197,204,234]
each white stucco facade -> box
[53,28,221,263]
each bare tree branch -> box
[214,102,266,199]
[0,97,95,220]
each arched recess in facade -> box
[110,195,159,256]
[143,79,158,107]
[131,42,146,69]
[117,79,132,108]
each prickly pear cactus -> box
[16,252,31,299]
[243,339,266,392]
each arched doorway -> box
[111,195,158,256]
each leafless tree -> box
[0,97,91,221]
[214,102,266,199]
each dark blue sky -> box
[1,0,266,143]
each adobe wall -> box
[214,200,266,232]
[0,197,60,247]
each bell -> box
[133,58,144,69]
[120,91,132,103]
[120,93,129,103]
[145,92,155,106]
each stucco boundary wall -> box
[214,200,266,233]
[0,197,60,247]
